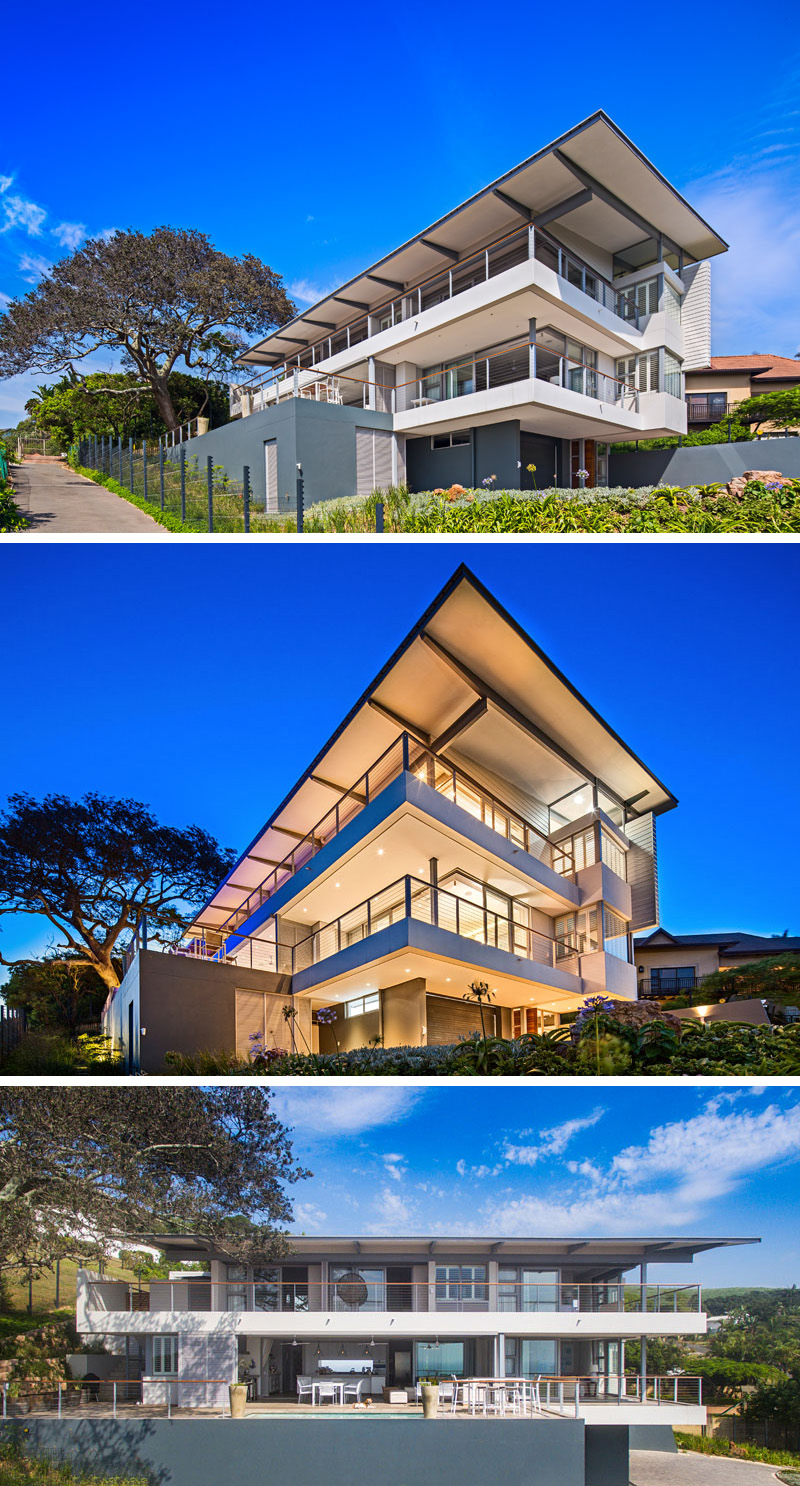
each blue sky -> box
[2,4,800,424]
[0,543,798,980]
[269,1083,798,1286]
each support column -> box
[367,356,376,411]
[528,317,537,380]
[640,1260,648,1397]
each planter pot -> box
[421,1384,439,1420]
[196,417,210,436]
[229,1383,248,1419]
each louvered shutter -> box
[355,428,393,496]
[625,814,659,932]
[235,989,266,1057]
[264,439,278,512]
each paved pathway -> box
[631,1449,780,1486]
[10,457,162,534]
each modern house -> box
[684,355,800,431]
[74,1230,753,1425]
[634,928,800,999]
[173,112,726,507]
[105,567,675,1072]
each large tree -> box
[0,792,235,991]
[2,956,110,1035]
[25,369,231,448]
[0,1087,309,1273]
[0,227,295,433]
[734,387,800,432]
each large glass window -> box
[152,1336,179,1376]
[415,1341,465,1378]
[649,966,696,994]
[226,1263,247,1312]
[521,1339,558,1377]
[498,1268,558,1312]
[253,1267,280,1311]
[555,908,599,959]
[330,1266,386,1311]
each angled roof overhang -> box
[241,111,728,368]
[192,566,677,934]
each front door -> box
[570,439,596,488]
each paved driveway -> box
[10,458,161,534]
[631,1449,780,1486]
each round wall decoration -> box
[336,1270,369,1307]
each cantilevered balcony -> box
[394,339,638,417]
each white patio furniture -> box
[296,1375,314,1404]
[313,1378,344,1405]
[342,1377,369,1404]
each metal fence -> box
[1,1378,229,1419]
[0,1006,26,1064]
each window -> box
[616,350,659,393]
[603,907,630,962]
[664,350,682,399]
[330,1266,386,1311]
[253,1266,280,1311]
[555,908,599,959]
[649,966,696,993]
[431,431,471,449]
[600,831,626,880]
[343,991,380,1018]
[152,1336,179,1376]
[618,276,659,320]
[498,1268,558,1312]
[226,1263,248,1311]
[414,1341,464,1378]
[435,1264,488,1308]
[664,281,682,327]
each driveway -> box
[10,458,162,534]
[631,1449,780,1486]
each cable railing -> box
[231,365,393,418]
[233,222,652,406]
[82,1277,701,1315]
[191,733,574,945]
[541,1374,703,1414]
[394,339,638,415]
[1,1377,229,1419]
[291,874,574,974]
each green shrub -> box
[1,1031,122,1075]
[673,1432,800,1467]
[0,1435,149,1485]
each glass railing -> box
[396,340,638,414]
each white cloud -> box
[294,1202,327,1230]
[52,222,85,250]
[1,193,46,236]
[98,227,119,242]
[503,1109,605,1167]
[287,278,337,305]
[0,290,11,309]
[271,1087,422,1138]
[18,253,51,284]
[383,1153,406,1182]
[456,1159,502,1180]
[0,176,12,193]
[484,1101,800,1236]
[366,1185,417,1231]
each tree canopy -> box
[0,792,235,990]
[734,387,800,431]
[699,954,800,1010]
[25,370,231,448]
[2,956,110,1034]
[0,1087,309,1272]
[0,227,295,432]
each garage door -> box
[356,427,393,497]
[426,994,499,1046]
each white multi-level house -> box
[106,567,674,1072]
[75,1230,752,1424]
[185,111,724,508]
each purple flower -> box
[316,1006,336,1025]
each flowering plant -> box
[481,473,497,488]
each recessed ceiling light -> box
[335,882,340,888]
[377,849,384,856]
[445,978,451,983]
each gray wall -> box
[585,1426,629,1486]
[609,435,800,489]
[169,399,392,511]
[5,1416,591,1486]
[406,420,523,492]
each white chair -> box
[315,1379,341,1405]
[437,1380,455,1408]
[296,1375,313,1404]
[343,1377,369,1404]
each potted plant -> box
[229,1381,248,1418]
[419,1377,439,1419]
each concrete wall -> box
[168,398,392,511]
[405,419,525,491]
[609,434,800,488]
[585,1425,630,1486]
[104,950,302,1073]
[4,1416,599,1486]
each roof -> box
[688,355,800,382]
[242,111,728,367]
[635,929,800,955]
[193,565,678,934]
[134,1234,759,1267]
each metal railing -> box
[190,733,573,946]
[233,221,652,406]
[638,976,702,999]
[1,1378,229,1419]
[685,399,733,424]
[394,340,638,416]
[231,366,393,418]
[541,1374,703,1414]
[83,1277,701,1315]
[292,874,577,974]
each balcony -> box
[685,397,732,425]
[180,734,576,950]
[394,339,638,418]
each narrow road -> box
[9,457,162,534]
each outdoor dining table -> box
[311,1378,346,1405]
[460,1378,533,1415]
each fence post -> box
[159,441,165,511]
[296,464,304,532]
[113,1381,117,1420]
[207,455,214,533]
[128,437,134,492]
[143,439,148,503]
[180,446,186,522]
[243,465,250,533]
[118,437,123,484]
[375,500,384,533]
[58,1381,63,1419]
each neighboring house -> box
[105,567,674,1072]
[175,111,726,507]
[684,355,800,432]
[75,1230,754,1427]
[634,928,800,999]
